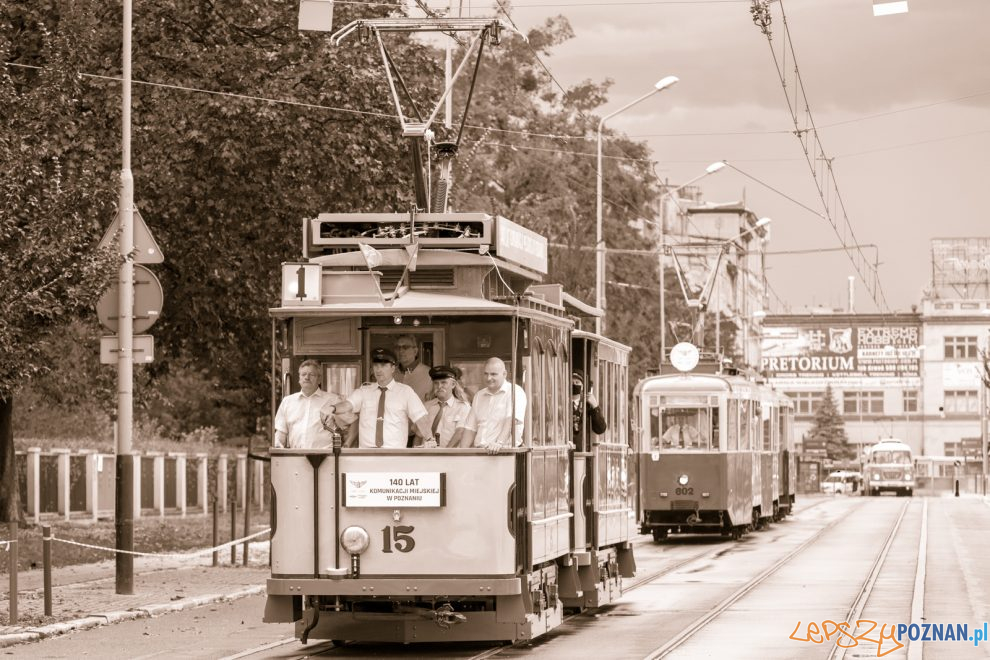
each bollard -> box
[7,521,17,625]
[42,524,52,616]
[955,480,960,497]
[212,497,219,567]
[230,493,237,565]
[242,452,251,568]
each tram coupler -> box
[433,603,467,629]
[300,595,321,644]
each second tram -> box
[634,354,795,540]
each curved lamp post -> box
[657,161,727,371]
[595,75,679,335]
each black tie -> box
[431,400,447,441]
[375,386,387,447]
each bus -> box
[863,438,914,496]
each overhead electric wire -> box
[751,0,890,313]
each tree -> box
[806,385,854,461]
[3,0,440,438]
[0,26,118,521]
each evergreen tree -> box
[806,385,854,461]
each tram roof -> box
[271,289,516,317]
[310,248,545,282]
[634,372,774,397]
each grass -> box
[0,514,268,573]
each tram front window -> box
[654,407,713,450]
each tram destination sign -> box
[343,472,446,508]
[760,323,920,379]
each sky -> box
[433,0,990,314]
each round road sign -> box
[96,264,164,334]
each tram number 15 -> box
[381,525,416,553]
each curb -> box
[0,585,266,648]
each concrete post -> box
[196,454,208,513]
[152,453,165,518]
[175,453,187,518]
[132,454,142,519]
[217,454,228,514]
[85,452,99,522]
[55,449,71,520]
[26,448,41,525]
[236,454,247,511]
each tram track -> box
[828,498,913,660]
[642,498,872,659]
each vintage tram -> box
[262,212,635,644]
[634,346,795,540]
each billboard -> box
[761,323,920,379]
[931,238,990,286]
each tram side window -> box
[737,401,749,450]
[761,406,776,451]
[726,400,738,451]
[711,408,720,450]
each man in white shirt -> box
[392,334,432,401]
[347,348,432,448]
[273,360,344,449]
[422,366,472,447]
[463,357,527,454]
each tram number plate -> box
[382,525,416,553]
[675,487,694,495]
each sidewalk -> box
[0,543,271,648]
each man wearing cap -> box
[572,369,607,451]
[462,357,527,454]
[393,334,432,401]
[273,359,345,449]
[422,366,472,448]
[346,348,432,448]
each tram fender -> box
[496,594,527,624]
[263,594,300,623]
[557,560,582,599]
[617,544,636,578]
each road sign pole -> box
[116,0,135,595]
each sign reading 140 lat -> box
[344,472,445,508]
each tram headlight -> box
[340,526,371,554]
[871,473,880,481]
[678,474,689,486]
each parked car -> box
[822,470,862,495]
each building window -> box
[842,391,884,415]
[902,390,919,413]
[944,336,978,360]
[943,390,978,414]
[784,391,822,416]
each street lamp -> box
[596,75,679,335]
[656,161,726,372]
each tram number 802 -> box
[381,525,416,553]
[675,487,694,495]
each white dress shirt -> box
[425,397,472,447]
[464,381,527,448]
[348,380,428,449]
[273,388,342,449]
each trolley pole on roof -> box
[115,0,135,595]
